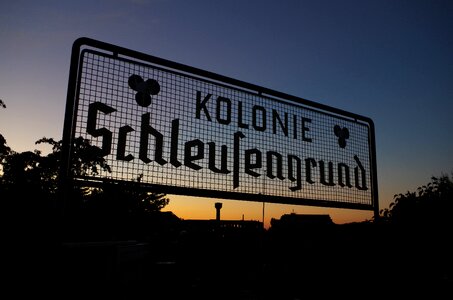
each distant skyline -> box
[1,0,452,228]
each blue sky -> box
[1,0,452,227]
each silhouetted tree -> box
[1,137,111,200]
[378,173,453,288]
[0,134,170,241]
[0,99,10,160]
[380,173,453,228]
[82,174,170,240]
[0,134,9,160]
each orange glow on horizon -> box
[163,194,375,229]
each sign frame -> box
[61,37,379,217]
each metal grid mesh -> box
[73,50,373,206]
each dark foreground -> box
[9,221,453,299]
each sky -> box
[1,0,452,229]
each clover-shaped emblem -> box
[128,74,160,107]
[334,125,349,148]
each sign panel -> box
[62,38,378,211]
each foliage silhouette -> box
[0,137,112,202]
[75,174,170,241]
[0,99,10,159]
[0,132,170,241]
[377,173,453,291]
[380,173,453,228]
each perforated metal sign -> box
[62,38,378,212]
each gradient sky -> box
[1,0,452,228]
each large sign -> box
[62,38,378,212]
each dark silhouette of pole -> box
[215,202,222,221]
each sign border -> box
[60,37,379,216]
